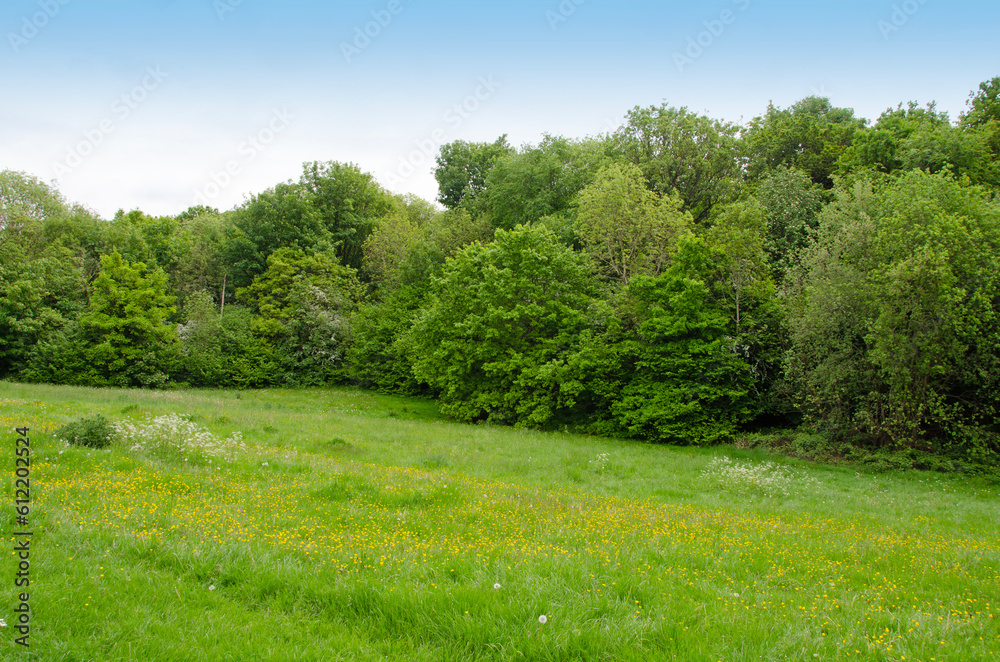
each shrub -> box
[700,456,819,498]
[113,413,244,463]
[55,414,115,449]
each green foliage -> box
[0,256,86,377]
[225,181,326,288]
[612,238,763,444]
[225,161,395,287]
[168,211,231,308]
[614,104,742,223]
[838,102,1000,190]
[300,160,396,271]
[347,285,428,394]
[4,80,1000,469]
[362,205,424,288]
[237,248,365,385]
[55,414,114,449]
[744,96,865,188]
[960,76,1000,129]
[393,209,495,288]
[177,291,227,386]
[107,209,181,271]
[0,170,69,258]
[434,136,513,210]
[753,166,826,273]
[80,250,179,388]
[785,171,1000,458]
[219,307,283,389]
[22,320,91,385]
[481,135,612,230]
[575,162,692,284]
[407,224,598,426]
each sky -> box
[1,0,998,218]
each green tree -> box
[225,162,394,287]
[225,181,326,288]
[575,162,692,284]
[407,224,598,426]
[614,104,742,223]
[785,172,1000,456]
[237,248,365,385]
[80,250,179,388]
[753,166,826,273]
[169,211,232,310]
[176,290,226,387]
[362,206,424,288]
[0,257,86,378]
[434,136,513,210]
[482,135,612,231]
[0,170,67,259]
[706,200,775,337]
[960,76,1000,158]
[960,76,1000,129]
[612,237,762,444]
[744,96,865,188]
[300,160,395,271]
[838,102,1000,189]
[347,284,429,394]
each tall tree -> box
[785,172,1000,456]
[961,76,1000,129]
[575,162,692,284]
[300,161,395,271]
[434,136,513,210]
[614,104,742,224]
[838,102,1000,190]
[961,76,1000,161]
[753,166,826,272]
[0,170,71,259]
[237,248,365,385]
[482,135,612,231]
[743,96,865,188]
[80,250,179,388]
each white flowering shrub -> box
[700,456,818,498]
[113,413,244,464]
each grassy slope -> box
[0,382,998,661]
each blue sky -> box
[2,0,998,217]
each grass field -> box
[1,382,998,661]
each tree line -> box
[2,77,999,462]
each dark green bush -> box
[55,414,115,449]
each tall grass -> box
[1,382,997,660]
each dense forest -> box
[3,78,1000,465]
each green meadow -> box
[1,382,997,661]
